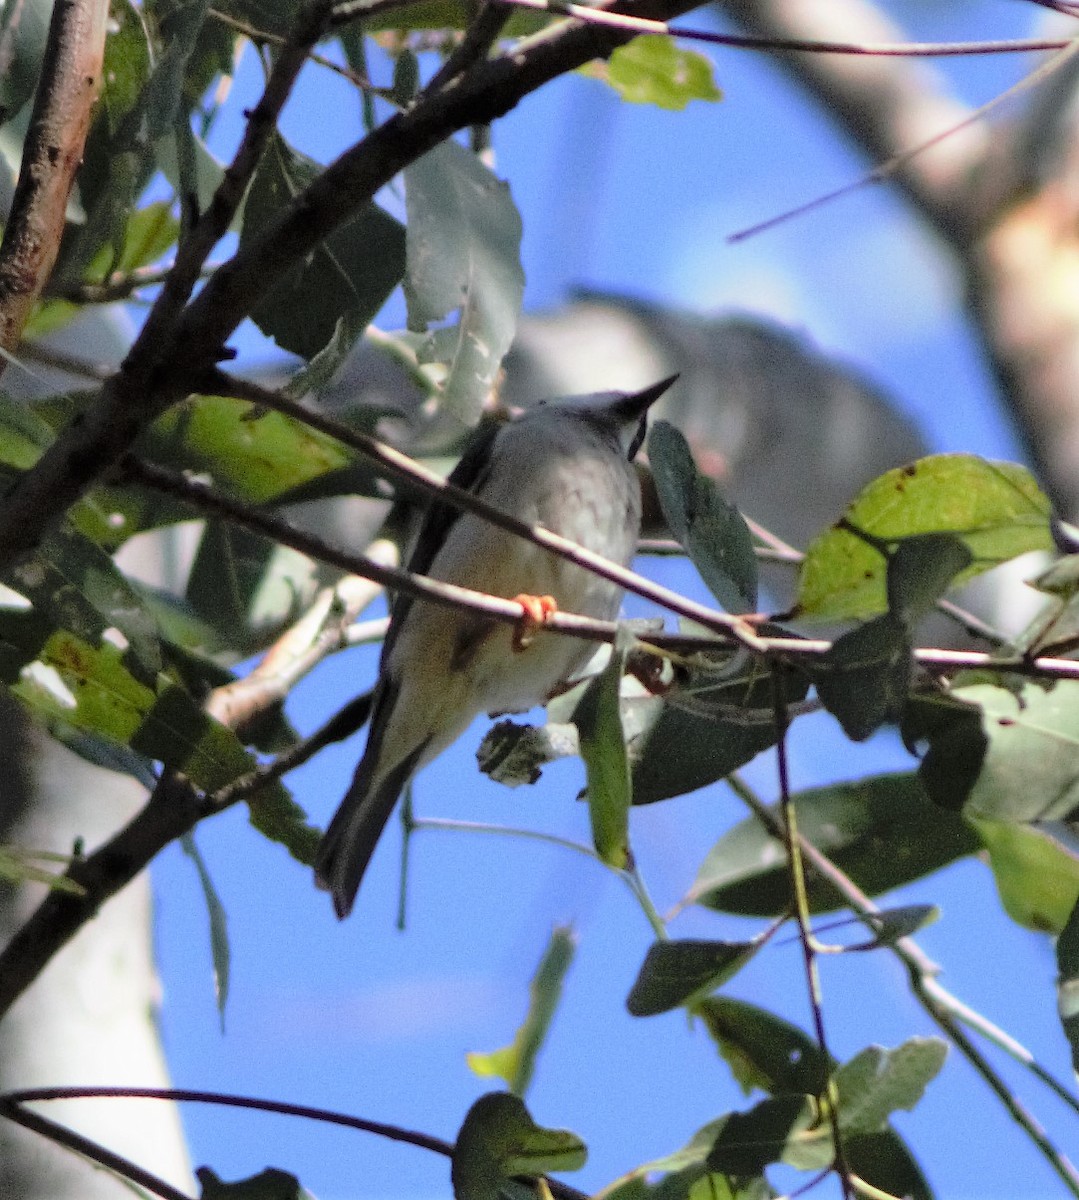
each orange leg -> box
[512,593,557,650]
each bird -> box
[315,376,678,918]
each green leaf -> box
[839,903,940,951]
[812,613,911,741]
[797,455,1052,621]
[196,1166,312,1200]
[467,925,576,1096]
[246,785,321,867]
[950,679,1079,823]
[902,690,987,812]
[626,935,772,1017]
[0,0,50,124]
[1056,894,1079,1075]
[972,817,1079,933]
[695,1002,933,1199]
[695,998,829,1095]
[405,140,524,424]
[181,831,231,1027]
[886,532,972,625]
[692,772,980,916]
[589,37,723,110]
[707,1095,819,1175]
[834,1039,948,1136]
[0,844,85,894]
[629,654,807,805]
[573,632,633,868]
[148,393,353,504]
[649,421,757,611]
[101,0,153,135]
[241,132,405,360]
[452,1093,586,1200]
[595,1118,754,1200]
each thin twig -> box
[771,667,851,1195]
[0,1098,192,1200]
[493,0,1079,58]
[724,774,1079,1195]
[0,1087,592,1200]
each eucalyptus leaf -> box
[649,420,757,612]
[797,455,1052,621]
[811,612,911,741]
[587,37,723,110]
[573,629,633,868]
[692,772,980,916]
[405,140,524,424]
[626,936,770,1016]
[451,1093,586,1200]
[181,832,231,1027]
[241,133,405,360]
[971,817,1079,933]
[467,926,576,1096]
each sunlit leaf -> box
[972,817,1079,933]
[467,926,576,1096]
[586,37,723,110]
[797,455,1052,621]
[573,630,633,868]
[452,1093,586,1200]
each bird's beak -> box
[612,373,680,422]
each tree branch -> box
[0,0,701,571]
[0,0,108,373]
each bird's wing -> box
[381,417,503,664]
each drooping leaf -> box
[706,1095,819,1175]
[649,420,757,612]
[695,997,829,1096]
[405,140,524,424]
[886,532,973,625]
[586,37,723,110]
[0,0,50,124]
[573,631,633,868]
[797,455,1052,621]
[971,817,1079,933]
[181,831,231,1026]
[451,1093,586,1200]
[467,926,576,1096]
[595,1118,760,1200]
[628,654,808,805]
[811,613,911,741]
[100,0,154,135]
[626,935,772,1017]
[241,132,405,360]
[1056,895,1079,1075]
[902,689,988,812]
[246,785,321,866]
[692,772,980,916]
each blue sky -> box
[150,4,1078,1198]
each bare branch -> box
[0,0,108,374]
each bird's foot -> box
[512,593,557,650]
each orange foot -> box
[512,593,557,651]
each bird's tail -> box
[314,754,422,919]
[314,681,430,919]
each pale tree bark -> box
[719,0,1079,519]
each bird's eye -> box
[627,417,648,460]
